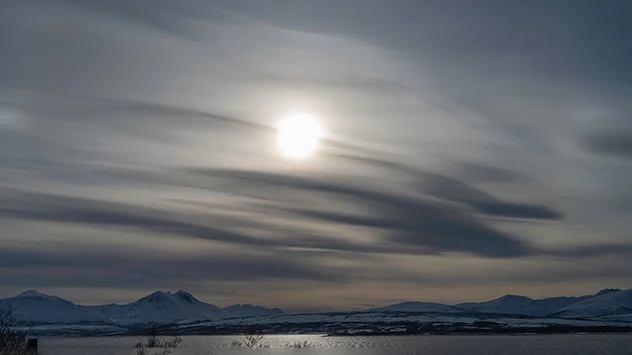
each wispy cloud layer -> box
[1,0,632,308]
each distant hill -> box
[372,301,464,313]
[224,304,284,317]
[456,294,593,317]
[550,289,632,318]
[0,290,108,325]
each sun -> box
[277,112,322,159]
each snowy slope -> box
[551,288,632,318]
[172,290,233,319]
[0,291,109,325]
[373,301,464,313]
[523,296,591,317]
[224,304,284,317]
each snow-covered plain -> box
[168,309,632,336]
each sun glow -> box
[277,112,322,159]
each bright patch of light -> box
[277,112,322,159]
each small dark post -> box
[27,338,38,354]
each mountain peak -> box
[140,291,173,303]
[17,290,48,298]
[373,301,463,314]
[502,294,529,299]
[173,290,198,303]
[596,288,621,296]
[495,294,532,303]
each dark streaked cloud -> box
[580,132,632,157]
[188,168,552,257]
[0,188,271,247]
[0,247,336,283]
[575,109,632,157]
[419,174,562,220]
[544,244,632,258]
[0,187,454,257]
[450,162,534,184]
[332,154,563,220]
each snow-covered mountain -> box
[3,288,632,332]
[0,290,109,325]
[0,290,283,327]
[224,304,284,317]
[85,290,233,326]
[522,296,592,317]
[456,294,592,317]
[372,301,463,313]
[550,288,632,318]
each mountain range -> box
[453,288,627,319]
[0,290,283,327]
[2,288,631,332]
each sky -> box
[1,0,632,312]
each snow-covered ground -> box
[175,310,631,330]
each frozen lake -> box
[38,334,632,355]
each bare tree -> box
[0,307,28,355]
[133,324,182,355]
[145,325,160,348]
[229,340,243,348]
[162,336,182,348]
[289,340,310,348]
[242,327,264,348]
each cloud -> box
[580,132,632,157]
[3,0,632,306]
[2,154,564,261]
[419,175,562,220]
[0,245,340,291]
[450,162,533,184]
[0,188,273,247]
[189,168,535,258]
[331,154,563,220]
[573,108,632,157]
[544,244,632,258]
[0,187,436,258]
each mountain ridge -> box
[550,288,632,318]
[0,289,284,326]
[2,288,631,329]
[373,301,464,313]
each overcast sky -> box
[1,0,632,311]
